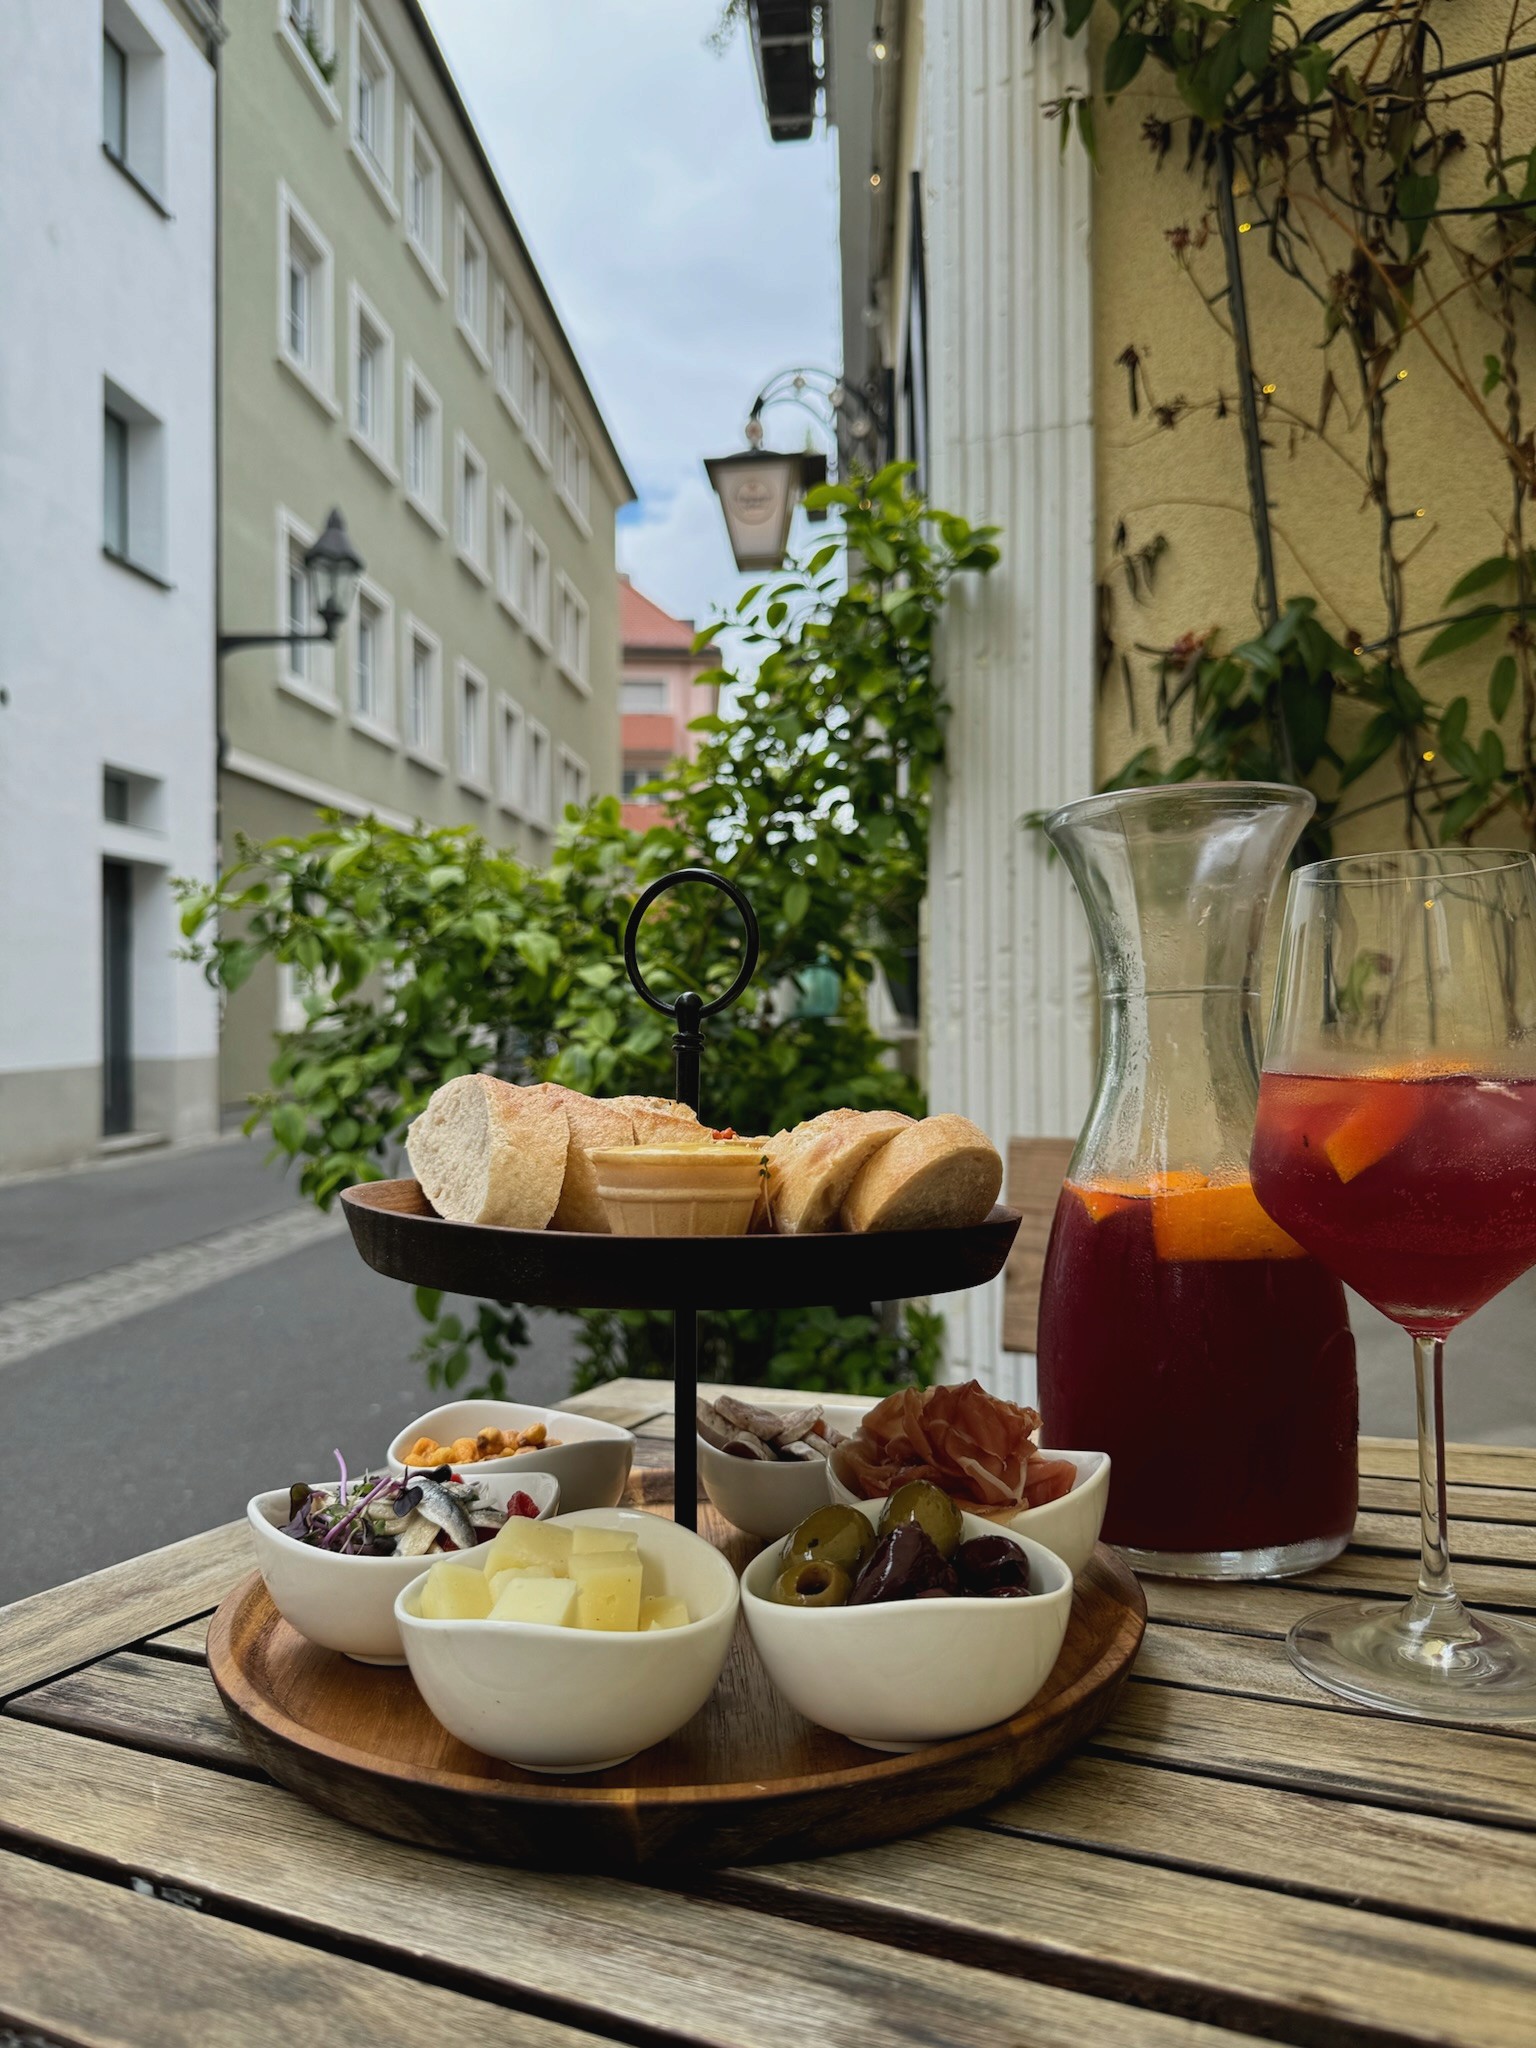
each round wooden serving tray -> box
[340,1180,1022,1310]
[208,1509,1144,1872]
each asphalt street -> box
[1,1137,1530,1606]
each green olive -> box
[769,1559,853,1608]
[782,1504,877,1575]
[878,1480,964,1560]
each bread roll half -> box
[769,1108,913,1234]
[406,1074,569,1229]
[537,1087,700,1231]
[839,1113,1002,1233]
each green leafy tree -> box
[178,468,997,1391]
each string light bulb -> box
[870,168,882,189]
[1422,749,1436,762]
[1238,220,1253,233]
[1261,382,1276,395]
[1353,645,1366,656]
[869,33,888,60]
[1415,506,1426,518]
[1396,368,1409,381]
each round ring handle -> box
[623,867,761,1021]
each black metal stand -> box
[622,868,760,1530]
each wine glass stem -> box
[1408,1331,1471,1636]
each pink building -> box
[618,576,720,829]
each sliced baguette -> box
[770,1108,913,1234]
[839,1113,1002,1233]
[529,1086,635,1233]
[405,1074,569,1229]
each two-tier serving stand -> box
[208,869,1144,1868]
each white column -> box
[921,1,1099,1400]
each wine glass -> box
[1250,847,1536,1721]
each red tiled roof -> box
[620,575,713,654]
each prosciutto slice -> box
[833,1380,1076,1514]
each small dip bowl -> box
[741,1499,1073,1750]
[590,1140,765,1237]
[827,1447,1110,1578]
[388,1399,634,1512]
[698,1400,872,1541]
[396,1507,740,1772]
[247,1469,561,1667]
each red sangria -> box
[1251,1070,1536,1334]
[1037,1176,1357,1559]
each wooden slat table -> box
[4,1383,1536,2048]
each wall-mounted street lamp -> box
[217,507,365,655]
[704,370,884,575]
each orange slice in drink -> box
[1068,1170,1206,1224]
[1150,1178,1306,1261]
[1322,1091,1422,1184]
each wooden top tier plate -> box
[341,1179,1022,1310]
[209,1510,1144,1872]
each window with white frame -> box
[525,528,551,644]
[102,2,169,201]
[278,184,334,404]
[494,284,524,418]
[555,573,590,692]
[352,580,393,733]
[555,400,591,529]
[495,488,524,617]
[557,746,590,816]
[621,676,668,713]
[525,340,551,463]
[526,719,552,825]
[349,285,393,466]
[403,362,442,523]
[403,617,440,757]
[454,435,487,574]
[457,662,489,787]
[279,0,338,115]
[404,105,442,283]
[276,506,332,699]
[455,205,488,361]
[102,378,166,581]
[497,695,526,812]
[350,5,393,201]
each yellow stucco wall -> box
[1090,11,1536,850]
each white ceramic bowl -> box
[828,1447,1110,1578]
[742,1499,1073,1750]
[698,1401,872,1541]
[396,1507,740,1773]
[247,1469,561,1667]
[387,1399,634,1512]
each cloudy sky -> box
[420,1,841,633]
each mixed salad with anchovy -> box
[280,1452,540,1557]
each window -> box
[403,361,442,526]
[497,696,526,813]
[403,617,441,759]
[526,720,552,825]
[557,746,590,816]
[351,579,394,736]
[349,5,394,207]
[103,767,131,823]
[276,506,332,701]
[621,761,665,802]
[457,662,489,788]
[101,765,162,829]
[525,528,551,645]
[525,341,551,464]
[454,435,487,576]
[404,105,442,287]
[102,2,167,202]
[494,284,524,419]
[455,204,488,363]
[348,285,393,469]
[495,488,525,618]
[102,379,166,582]
[278,0,338,118]
[556,573,590,693]
[555,400,590,530]
[278,184,334,407]
[621,676,668,714]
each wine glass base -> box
[1287,1597,1536,1723]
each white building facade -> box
[0,0,223,1171]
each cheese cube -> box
[419,1563,493,1621]
[489,1576,578,1626]
[568,1552,643,1631]
[488,1565,560,1602]
[569,1526,640,1556]
[480,1519,570,1577]
[639,1595,690,1632]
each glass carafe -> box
[1036,783,1358,1579]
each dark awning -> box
[749,1,825,142]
